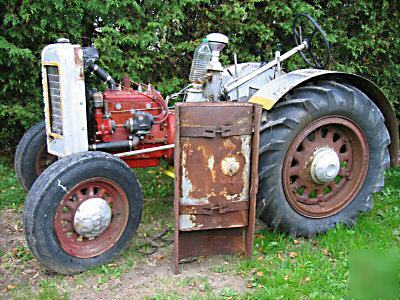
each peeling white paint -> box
[208,155,215,171]
[181,149,193,201]
[240,135,251,201]
[221,156,240,176]
[179,214,204,230]
[180,197,209,205]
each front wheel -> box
[256,81,390,236]
[24,151,142,274]
[14,121,57,191]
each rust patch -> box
[74,47,84,79]
[180,135,248,203]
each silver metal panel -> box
[42,42,88,156]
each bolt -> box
[345,171,353,180]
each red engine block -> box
[94,88,175,168]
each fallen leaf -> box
[4,284,17,293]
[256,271,263,277]
[289,252,298,258]
[277,251,284,261]
[246,282,253,289]
[257,256,263,261]
[284,275,289,281]
[322,248,332,257]
[293,239,300,244]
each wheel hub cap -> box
[310,147,340,184]
[74,198,112,238]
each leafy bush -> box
[0,0,398,151]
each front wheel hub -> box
[74,198,112,238]
[310,147,340,184]
[54,178,129,258]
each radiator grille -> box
[46,66,63,136]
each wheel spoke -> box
[316,186,324,197]
[339,152,350,161]
[324,129,333,142]
[88,186,95,196]
[61,212,74,221]
[289,166,300,176]
[68,231,79,241]
[97,188,106,198]
[75,190,84,200]
[301,138,313,149]
[64,200,78,210]
[62,223,74,233]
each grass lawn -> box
[0,154,399,299]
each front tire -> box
[256,81,390,236]
[14,121,57,191]
[24,151,142,274]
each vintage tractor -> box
[15,15,398,274]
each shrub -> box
[0,0,398,151]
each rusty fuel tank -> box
[173,102,262,273]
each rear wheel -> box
[14,121,57,190]
[24,151,142,274]
[256,81,390,236]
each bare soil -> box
[0,206,247,299]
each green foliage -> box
[1,0,399,150]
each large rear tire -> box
[256,81,390,236]
[24,151,142,274]
[14,121,57,191]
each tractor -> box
[15,14,398,274]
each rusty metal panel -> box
[173,102,262,273]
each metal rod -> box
[114,144,175,158]
[234,53,239,101]
[224,41,307,93]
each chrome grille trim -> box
[46,66,63,136]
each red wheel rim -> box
[283,116,369,218]
[54,178,129,258]
[35,145,57,175]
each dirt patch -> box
[68,256,246,299]
[0,205,247,299]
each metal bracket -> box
[180,124,252,138]
[180,201,249,215]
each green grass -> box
[0,154,399,299]
[0,156,26,209]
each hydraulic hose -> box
[87,63,117,90]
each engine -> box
[41,38,174,168]
[88,84,174,167]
